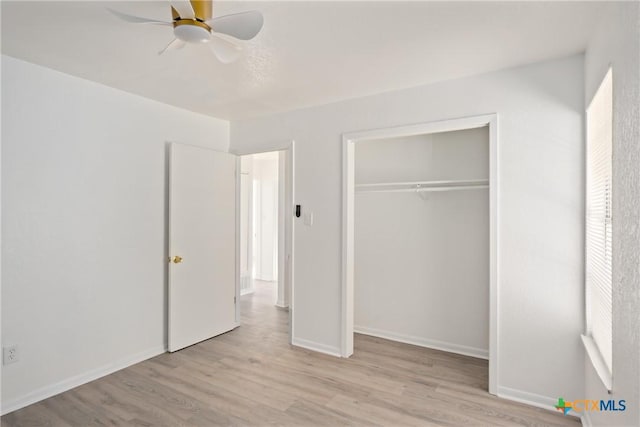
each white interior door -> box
[169,143,237,352]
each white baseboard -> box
[354,325,488,360]
[291,337,341,357]
[497,386,580,419]
[274,302,289,311]
[1,345,166,416]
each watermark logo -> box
[555,397,626,415]
[555,397,572,415]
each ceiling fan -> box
[109,0,263,63]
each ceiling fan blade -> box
[107,8,172,26]
[170,0,195,19]
[158,38,187,55]
[208,34,242,64]
[206,11,264,41]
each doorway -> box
[235,143,295,341]
[239,151,283,304]
[342,115,498,394]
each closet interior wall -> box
[354,126,490,358]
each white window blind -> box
[585,68,613,375]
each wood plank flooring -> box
[2,280,579,426]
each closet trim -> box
[341,114,499,395]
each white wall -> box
[583,3,640,426]
[354,128,489,358]
[1,56,229,413]
[231,55,585,405]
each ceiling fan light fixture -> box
[174,21,211,43]
[109,1,264,63]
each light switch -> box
[303,212,313,226]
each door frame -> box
[232,141,296,342]
[239,157,255,295]
[342,115,499,395]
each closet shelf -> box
[355,179,489,194]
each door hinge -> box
[234,296,237,304]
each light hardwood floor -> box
[2,280,579,426]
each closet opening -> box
[342,115,498,395]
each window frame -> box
[582,67,613,392]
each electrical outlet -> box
[3,345,19,365]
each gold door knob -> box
[171,255,183,264]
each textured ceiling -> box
[1,1,604,120]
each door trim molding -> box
[341,114,499,395]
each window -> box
[583,68,613,389]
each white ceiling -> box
[2,1,604,120]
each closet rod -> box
[355,179,489,194]
[357,185,489,194]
